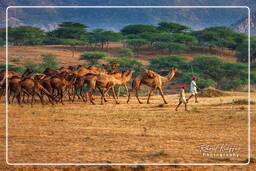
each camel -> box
[58,66,75,74]
[50,73,77,104]
[75,65,97,77]
[83,73,124,105]
[43,68,59,76]
[0,69,33,103]
[20,78,55,106]
[127,68,178,104]
[106,69,135,98]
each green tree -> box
[126,39,148,55]
[236,36,256,62]
[0,28,5,46]
[153,42,187,54]
[157,22,189,33]
[108,57,143,75]
[118,48,134,57]
[47,22,87,40]
[9,26,45,46]
[149,56,185,74]
[80,51,110,65]
[190,56,225,81]
[61,39,87,57]
[94,31,122,49]
[121,24,158,35]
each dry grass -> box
[0,92,255,170]
[199,87,229,97]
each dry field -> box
[0,43,237,67]
[0,91,255,170]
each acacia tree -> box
[62,39,87,57]
[157,22,189,33]
[126,39,149,56]
[236,36,256,62]
[94,31,122,49]
[9,26,46,46]
[80,51,110,65]
[121,24,158,35]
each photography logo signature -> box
[198,144,241,158]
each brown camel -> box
[50,73,77,104]
[43,68,59,76]
[20,78,55,106]
[106,69,135,98]
[83,73,124,105]
[75,65,97,77]
[127,68,177,104]
[1,69,33,103]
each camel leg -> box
[158,87,168,104]
[59,88,64,105]
[98,87,107,102]
[101,87,111,105]
[31,92,35,107]
[124,84,129,97]
[127,89,132,104]
[135,88,143,104]
[36,92,44,105]
[147,88,154,104]
[117,85,121,99]
[111,86,120,104]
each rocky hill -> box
[1,0,255,31]
[231,12,256,35]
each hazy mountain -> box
[1,0,255,31]
[231,13,256,35]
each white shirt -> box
[190,80,197,92]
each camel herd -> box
[0,63,177,106]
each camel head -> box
[167,67,178,80]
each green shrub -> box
[220,79,247,90]
[24,60,43,73]
[153,42,188,54]
[108,57,143,75]
[0,63,25,73]
[40,53,59,69]
[251,72,256,83]
[118,48,134,57]
[80,51,110,65]
[191,56,225,81]
[149,56,185,74]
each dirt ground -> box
[0,91,255,170]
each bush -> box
[24,60,43,73]
[0,63,25,74]
[220,79,247,90]
[80,51,110,65]
[149,56,185,74]
[40,53,59,69]
[191,56,225,81]
[118,48,134,57]
[153,42,188,54]
[251,72,256,84]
